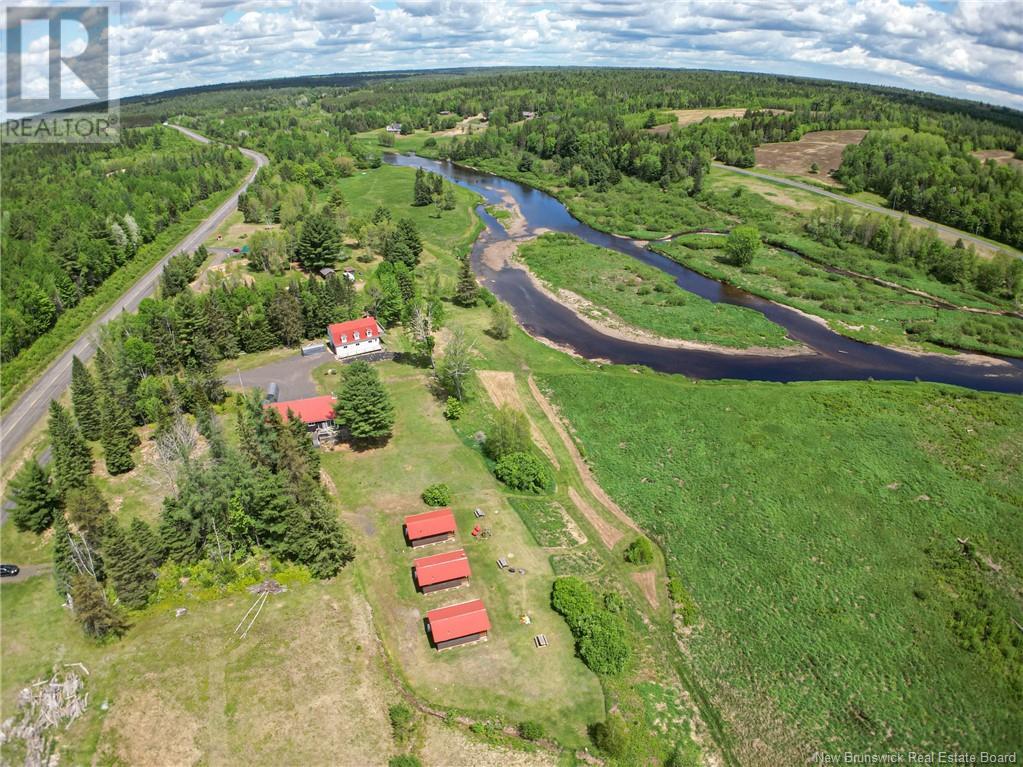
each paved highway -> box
[712,163,1020,258]
[0,126,268,463]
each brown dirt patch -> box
[648,108,791,134]
[973,149,1023,170]
[631,570,660,608]
[755,130,868,186]
[477,370,560,469]
[99,687,204,766]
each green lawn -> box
[518,233,795,349]
[315,361,605,747]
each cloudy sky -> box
[7,0,1023,110]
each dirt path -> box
[527,376,644,540]
[631,570,660,608]
[0,563,52,584]
[567,487,622,550]
[476,370,560,469]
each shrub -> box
[388,756,421,767]
[551,577,631,675]
[623,537,654,565]
[590,715,630,757]
[668,576,699,625]
[551,577,597,623]
[725,225,761,267]
[494,452,552,493]
[518,721,545,741]
[603,591,625,613]
[443,396,463,420]
[421,483,451,507]
[388,702,415,744]
[483,406,530,460]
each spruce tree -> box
[334,361,395,444]
[104,522,156,609]
[9,459,59,534]
[395,218,423,265]
[48,400,93,496]
[413,168,433,206]
[71,574,127,639]
[295,212,341,272]
[70,356,101,440]
[52,512,77,599]
[284,498,355,578]
[129,518,166,570]
[454,255,480,307]
[65,481,111,554]
[99,383,136,475]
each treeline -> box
[835,130,1023,250]
[806,205,1023,298]
[1,126,245,362]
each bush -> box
[388,756,421,767]
[443,396,463,420]
[725,225,761,267]
[603,591,625,613]
[590,715,630,757]
[551,577,631,675]
[668,576,699,625]
[421,483,451,507]
[483,406,531,460]
[388,702,415,744]
[518,721,545,741]
[494,452,552,493]
[623,537,654,565]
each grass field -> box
[517,233,795,349]
[655,236,1023,356]
[535,368,1023,762]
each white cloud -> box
[105,0,1023,109]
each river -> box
[384,154,1023,394]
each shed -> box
[264,382,280,403]
[319,267,335,278]
[404,508,457,548]
[425,599,491,650]
[413,549,471,593]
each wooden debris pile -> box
[0,667,89,767]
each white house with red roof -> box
[267,395,336,431]
[327,317,383,360]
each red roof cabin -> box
[267,395,336,430]
[327,317,383,360]
[425,599,491,650]
[413,549,471,593]
[403,508,457,548]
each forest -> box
[0,126,247,362]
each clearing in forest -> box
[754,129,868,186]
[646,107,791,134]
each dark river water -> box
[384,154,1023,394]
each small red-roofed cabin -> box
[267,395,336,431]
[327,317,383,360]
[413,549,471,593]
[425,599,491,650]
[403,508,456,548]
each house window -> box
[340,335,347,344]
[366,328,373,337]
[354,331,361,340]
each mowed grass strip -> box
[538,369,1023,759]
[518,233,794,349]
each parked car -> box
[0,564,20,577]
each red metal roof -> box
[414,549,471,587]
[404,508,457,541]
[268,395,336,425]
[426,599,491,642]
[328,317,381,347]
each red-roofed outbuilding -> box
[425,599,491,649]
[267,395,336,428]
[327,317,383,359]
[404,508,457,548]
[413,549,471,593]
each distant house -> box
[327,317,383,360]
[386,122,402,133]
[521,110,536,120]
[342,266,356,282]
[404,508,457,548]
[439,110,452,116]
[267,395,336,432]
[413,549,471,593]
[425,599,491,650]
[319,267,335,278]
